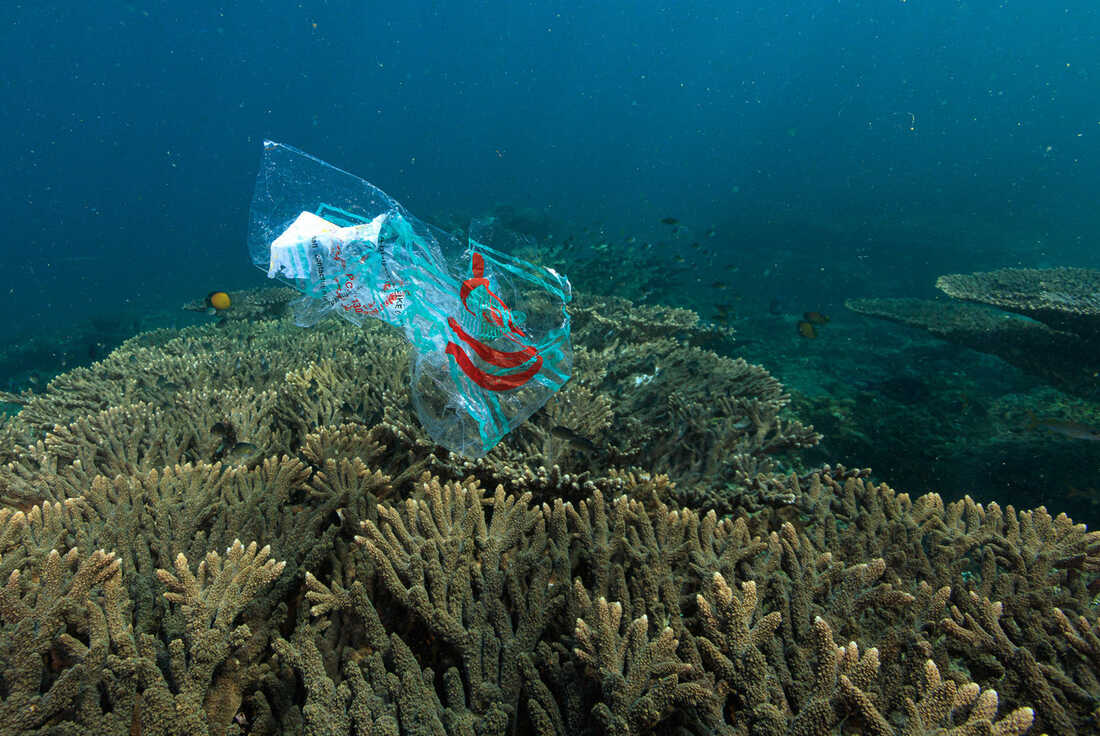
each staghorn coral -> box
[355,478,570,730]
[135,540,287,736]
[694,574,785,727]
[901,658,1035,736]
[569,295,736,349]
[0,547,119,732]
[0,460,1075,736]
[3,290,815,513]
[2,289,1099,734]
[737,469,1100,735]
[0,538,286,736]
[571,590,713,735]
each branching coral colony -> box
[0,288,1096,735]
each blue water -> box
[3,0,1097,340]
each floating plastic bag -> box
[246,140,572,458]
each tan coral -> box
[572,589,714,736]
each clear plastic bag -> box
[246,141,572,457]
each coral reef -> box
[846,266,1100,399]
[936,266,1100,338]
[0,288,1096,735]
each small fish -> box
[222,441,260,466]
[674,254,686,263]
[796,321,817,339]
[156,376,181,392]
[550,425,599,454]
[724,263,739,272]
[691,242,702,250]
[206,291,231,311]
[803,311,830,325]
[660,217,679,225]
[1029,415,1100,441]
[706,227,717,238]
[711,281,727,290]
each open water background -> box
[2,0,1097,340]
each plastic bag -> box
[246,140,572,457]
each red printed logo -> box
[445,252,542,391]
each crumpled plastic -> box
[246,140,572,457]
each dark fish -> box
[711,281,727,290]
[768,297,784,315]
[803,311,830,325]
[674,254,686,263]
[660,217,679,225]
[796,321,817,339]
[156,376,181,392]
[706,227,717,238]
[550,425,599,454]
[222,442,260,466]
[691,242,701,250]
